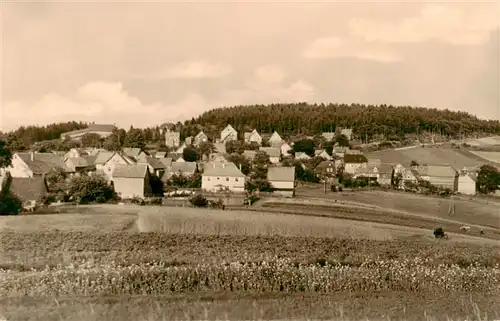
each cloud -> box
[302,37,402,63]
[154,61,231,79]
[348,3,499,45]
[1,82,171,132]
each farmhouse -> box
[413,165,459,192]
[343,154,368,175]
[112,164,152,199]
[202,161,246,192]
[8,152,72,178]
[259,147,281,164]
[267,166,296,197]
[244,129,263,145]
[220,125,238,143]
[268,131,285,148]
[314,160,336,179]
[60,124,115,141]
[122,148,147,160]
[99,152,136,181]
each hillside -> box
[184,103,500,142]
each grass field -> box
[470,151,500,164]
[366,146,487,168]
[1,200,499,320]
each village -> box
[0,121,486,210]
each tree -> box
[247,151,273,192]
[104,129,126,151]
[5,134,26,152]
[0,191,22,215]
[198,141,215,159]
[69,174,115,204]
[410,160,419,167]
[225,140,245,154]
[292,139,315,157]
[123,128,145,149]
[324,141,334,156]
[168,173,189,188]
[476,165,500,194]
[0,139,13,168]
[149,175,164,197]
[81,133,103,148]
[45,167,69,193]
[336,134,350,147]
[183,146,198,162]
[226,153,251,175]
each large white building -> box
[202,161,246,192]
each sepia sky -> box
[1,1,499,132]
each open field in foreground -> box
[1,204,499,320]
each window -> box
[108,167,111,172]
[217,177,220,180]
[226,177,229,181]
[235,178,239,182]
[208,177,211,181]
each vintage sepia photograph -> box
[0,1,499,320]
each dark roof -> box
[315,160,336,170]
[122,148,143,158]
[137,155,166,169]
[93,151,115,165]
[16,152,72,174]
[9,177,48,202]
[113,164,149,178]
[344,154,368,164]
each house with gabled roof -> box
[413,164,459,192]
[244,129,263,145]
[164,162,198,180]
[193,131,209,147]
[458,168,477,195]
[220,125,238,144]
[280,142,293,156]
[268,131,284,147]
[315,149,331,160]
[112,164,153,199]
[122,148,147,160]
[65,156,96,174]
[259,147,281,164]
[343,154,368,174]
[164,127,181,148]
[60,124,116,141]
[202,161,246,192]
[8,152,72,178]
[99,152,136,181]
[314,160,337,179]
[137,154,167,178]
[338,128,353,141]
[268,166,296,197]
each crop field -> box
[367,146,486,168]
[1,204,499,320]
[469,151,500,164]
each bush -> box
[433,227,446,239]
[144,197,163,205]
[189,194,208,207]
[69,174,115,204]
[0,191,22,215]
[130,196,145,206]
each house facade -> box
[280,142,292,156]
[322,132,336,142]
[164,128,181,148]
[220,125,238,143]
[315,149,332,160]
[100,152,136,181]
[202,162,246,192]
[414,165,459,192]
[244,129,263,145]
[137,155,166,178]
[8,152,72,178]
[343,154,368,174]
[268,131,284,147]
[112,164,152,199]
[165,162,197,179]
[458,172,477,195]
[193,131,209,146]
[268,166,296,197]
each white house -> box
[268,131,284,147]
[193,131,209,146]
[244,129,263,145]
[280,142,293,156]
[220,125,238,143]
[267,166,296,197]
[202,161,246,192]
[100,152,136,181]
[8,152,72,178]
[259,147,281,164]
[164,129,181,148]
[458,171,477,195]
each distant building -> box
[337,128,353,141]
[122,148,147,161]
[112,164,152,199]
[244,129,263,145]
[60,124,115,141]
[322,132,336,142]
[343,154,368,175]
[193,131,209,147]
[314,149,331,160]
[137,154,167,178]
[99,152,136,181]
[154,151,166,159]
[458,170,477,195]
[268,166,296,197]
[65,156,96,174]
[314,160,337,180]
[164,127,181,148]
[413,165,459,192]
[280,142,293,156]
[259,147,281,164]
[268,131,284,148]
[64,148,89,160]
[202,161,246,192]
[220,125,238,144]
[242,150,257,162]
[164,162,197,179]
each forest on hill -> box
[182,103,500,142]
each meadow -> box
[1,203,499,320]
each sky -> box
[1,1,499,132]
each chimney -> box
[239,164,242,171]
[31,151,34,162]
[222,163,225,168]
